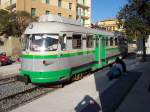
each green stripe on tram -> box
[21,50,95,59]
[20,69,71,83]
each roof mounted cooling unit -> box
[39,14,81,26]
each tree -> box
[15,11,37,37]
[0,9,16,36]
[0,10,37,37]
[117,0,150,60]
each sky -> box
[92,0,128,23]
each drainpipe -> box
[23,0,25,10]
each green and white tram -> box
[18,15,127,84]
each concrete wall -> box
[0,37,21,56]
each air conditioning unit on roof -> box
[39,14,81,26]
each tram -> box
[18,14,127,84]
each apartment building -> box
[0,0,91,27]
[0,0,77,20]
[77,0,91,27]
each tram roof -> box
[24,21,114,37]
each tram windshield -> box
[25,34,58,51]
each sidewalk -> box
[0,63,20,79]
[115,58,150,112]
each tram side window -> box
[110,37,114,46]
[96,38,99,47]
[72,35,82,49]
[66,37,72,50]
[86,35,93,48]
[106,38,108,46]
[115,38,118,46]
[101,38,104,46]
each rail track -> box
[0,76,18,86]
[0,81,55,112]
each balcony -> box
[77,3,90,9]
[81,15,89,20]
[77,15,89,20]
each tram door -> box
[95,35,101,67]
[99,36,106,66]
[95,35,106,67]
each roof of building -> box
[100,18,117,22]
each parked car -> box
[0,52,12,66]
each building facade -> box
[0,0,77,20]
[0,0,91,27]
[77,0,91,27]
[97,19,123,32]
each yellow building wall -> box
[98,19,120,32]
[16,0,77,20]
[0,0,91,27]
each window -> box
[96,38,99,47]
[83,9,85,16]
[58,13,61,16]
[113,26,115,31]
[69,15,72,19]
[42,0,49,4]
[86,35,93,48]
[45,0,49,4]
[81,19,85,26]
[110,37,113,46]
[83,0,85,4]
[72,35,82,49]
[58,0,62,7]
[31,8,36,16]
[29,34,58,51]
[106,38,108,46]
[10,0,12,4]
[69,3,72,10]
[45,10,50,15]
[115,38,118,45]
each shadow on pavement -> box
[74,70,142,112]
[98,71,142,112]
